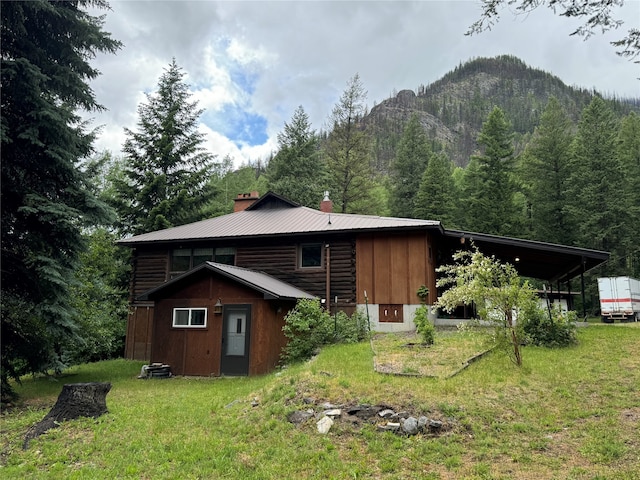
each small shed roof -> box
[138,261,316,302]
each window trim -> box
[172,307,208,328]
[298,243,324,269]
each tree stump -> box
[23,382,111,449]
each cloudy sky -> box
[87,0,640,166]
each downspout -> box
[325,243,331,312]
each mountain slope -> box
[365,55,639,170]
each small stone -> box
[377,422,401,432]
[429,419,443,431]
[317,415,334,434]
[324,409,341,417]
[402,416,419,435]
[288,410,314,424]
[321,402,338,409]
[302,397,316,405]
[378,409,395,418]
[418,416,429,431]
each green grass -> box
[2,324,639,479]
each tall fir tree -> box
[389,114,432,217]
[1,0,121,399]
[323,74,377,214]
[566,97,624,266]
[463,106,518,236]
[267,106,327,207]
[615,111,640,276]
[114,60,216,235]
[520,97,574,245]
[415,152,457,226]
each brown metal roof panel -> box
[207,262,316,300]
[119,207,441,245]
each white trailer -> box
[597,276,640,323]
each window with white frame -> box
[299,243,323,268]
[172,308,207,328]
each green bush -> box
[281,299,369,364]
[414,305,435,345]
[518,303,578,348]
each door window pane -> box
[226,313,246,355]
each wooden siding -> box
[149,269,295,376]
[356,232,436,305]
[236,237,356,305]
[130,248,168,300]
[125,305,154,360]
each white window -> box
[172,308,207,328]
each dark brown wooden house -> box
[120,191,609,373]
[138,261,314,376]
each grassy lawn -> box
[372,329,491,378]
[2,324,639,479]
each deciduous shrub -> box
[414,305,435,345]
[281,299,369,364]
[518,303,578,347]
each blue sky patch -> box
[204,106,268,147]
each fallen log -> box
[23,382,111,449]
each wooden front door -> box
[220,305,251,375]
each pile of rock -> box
[287,400,451,437]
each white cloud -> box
[87,0,640,167]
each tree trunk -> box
[23,382,111,449]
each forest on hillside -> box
[2,0,638,401]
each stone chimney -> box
[320,191,333,213]
[233,191,260,212]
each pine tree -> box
[463,107,518,235]
[323,74,377,214]
[389,114,432,218]
[1,0,121,399]
[114,60,216,235]
[520,97,574,244]
[415,152,457,226]
[616,112,640,276]
[566,97,624,264]
[267,106,327,207]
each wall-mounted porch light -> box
[213,298,223,315]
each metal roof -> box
[118,203,441,246]
[441,230,609,282]
[138,261,316,302]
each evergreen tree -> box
[114,60,216,235]
[566,97,624,264]
[267,106,327,207]
[520,97,574,244]
[616,111,640,276]
[464,107,518,235]
[1,0,121,399]
[389,114,431,217]
[415,152,457,227]
[323,74,377,214]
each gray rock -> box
[429,419,443,431]
[378,422,400,432]
[317,415,334,434]
[402,416,419,435]
[288,410,314,424]
[378,409,395,418]
[321,402,338,409]
[324,409,342,417]
[418,416,429,431]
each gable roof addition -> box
[138,261,316,302]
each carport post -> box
[580,257,587,320]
